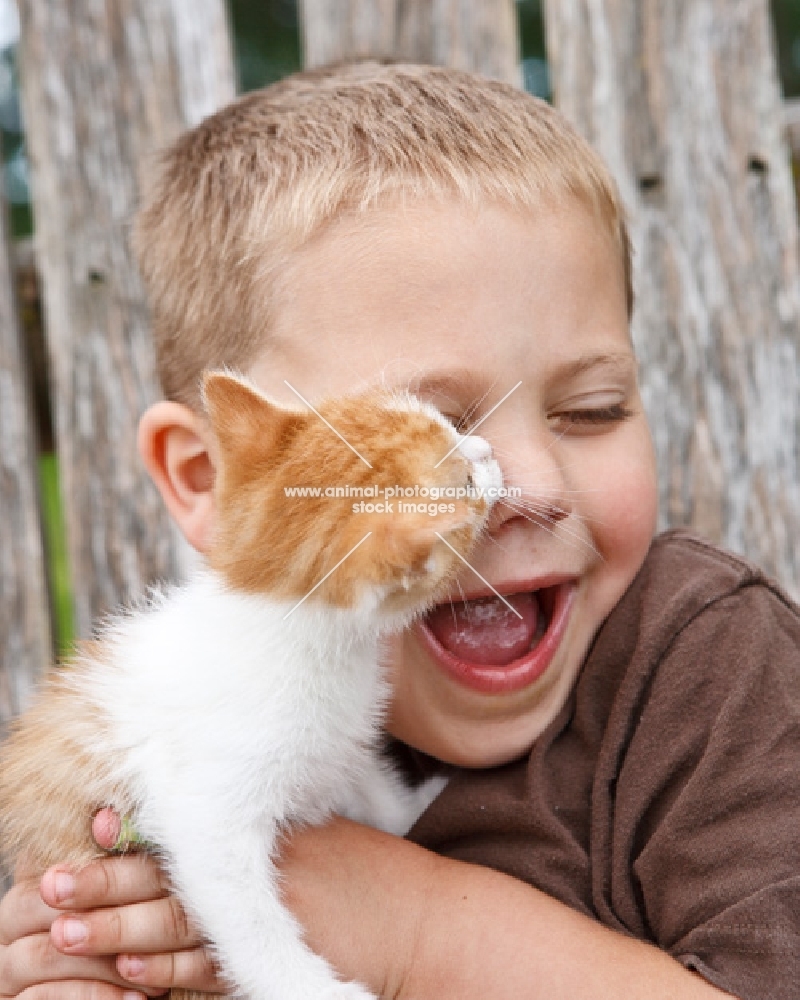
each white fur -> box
[456,434,492,463]
[79,578,444,1000]
[65,420,502,1000]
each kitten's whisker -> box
[485,532,513,555]
[498,500,603,561]
[500,485,605,496]
[485,449,610,487]
[502,498,574,524]
[504,493,571,513]
[435,533,523,618]
[497,493,568,518]
[434,381,522,468]
[503,495,610,531]
[402,370,472,418]
[483,446,608,491]
[500,505,592,558]
[486,423,571,460]
[498,499,558,527]
[457,382,499,434]
[455,579,470,622]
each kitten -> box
[0,371,502,1000]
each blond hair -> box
[134,61,632,409]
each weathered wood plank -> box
[16,0,236,636]
[300,0,521,85]
[0,189,51,734]
[544,0,800,593]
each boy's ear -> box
[137,401,216,554]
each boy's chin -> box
[388,710,554,770]
[440,740,535,770]
[385,632,579,768]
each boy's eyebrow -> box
[403,369,487,398]
[397,352,636,399]
[549,352,637,383]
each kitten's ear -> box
[202,371,301,457]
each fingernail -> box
[120,955,145,979]
[61,918,88,945]
[123,992,145,1000]
[54,871,76,902]
[42,868,76,904]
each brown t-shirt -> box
[397,530,800,1000]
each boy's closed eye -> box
[548,402,635,431]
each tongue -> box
[425,593,540,666]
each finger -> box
[7,982,155,1000]
[40,857,168,911]
[117,947,228,994]
[50,897,201,957]
[92,810,121,852]
[0,931,163,998]
[0,882,58,945]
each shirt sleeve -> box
[610,584,800,1000]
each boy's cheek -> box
[573,431,658,621]
[606,467,659,546]
[594,426,659,547]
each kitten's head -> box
[202,372,501,619]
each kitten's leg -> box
[153,812,376,1000]
[340,753,448,836]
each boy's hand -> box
[0,809,425,1000]
[0,863,166,1000]
[0,812,226,1000]
[93,810,430,1000]
[93,809,432,1000]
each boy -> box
[1,62,798,1000]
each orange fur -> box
[204,374,485,607]
[0,641,132,873]
[0,659,212,1000]
[0,375,489,1000]
[0,657,210,1000]
[0,376,483,875]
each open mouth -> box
[414,581,577,695]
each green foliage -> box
[38,454,74,657]
[0,45,31,239]
[516,0,550,99]
[772,0,800,97]
[228,0,301,91]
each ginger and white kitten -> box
[0,372,502,1000]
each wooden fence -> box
[1,0,799,734]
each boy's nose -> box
[489,438,574,532]
[489,492,572,533]
[534,500,571,523]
